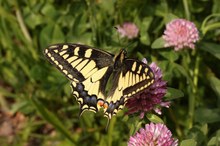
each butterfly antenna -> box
[123,41,136,52]
[114,26,122,47]
[114,26,137,53]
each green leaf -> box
[154,1,168,17]
[31,98,76,144]
[72,13,89,35]
[209,76,220,98]
[53,24,65,42]
[212,0,220,13]
[0,87,17,98]
[200,124,208,136]
[207,129,220,146]
[99,0,114,14]
[201,14,220,35]
[165,87,184,100]
[11,101,30,113]
[41,4,57,18]
[159,51,179,61]
[25,12,43,29]
[128,117,142,135]
[40,24,53,47]
[30,64,48,81]
[195,108,220,123]
[164,13,179,23]
[140,32,150,45]
[208,137,217,146]
[173,63,194,87]
[40,24,65,48]
[151,37,165,49]
[146,114,164,123]
[198,42,220,60]
[180,139,197,146]
[139,17,153,45]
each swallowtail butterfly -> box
[44,44,154,120]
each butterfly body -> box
[44,44,154,119]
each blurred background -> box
[0,0,220,146]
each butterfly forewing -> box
[44,44,116,115]
[44,44,114,82]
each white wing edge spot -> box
[45,49,48,54]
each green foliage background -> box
[0,0,220,146]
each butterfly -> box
[44,44,155,120]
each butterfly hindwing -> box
[104,59,154,118]
[70,66,114,115]
[122,59,154,96]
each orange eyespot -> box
[97,100,104,107]
[103,103,108,109]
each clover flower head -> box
[128,123,178,146]
[117,22,139,39]
[163,19,199,51]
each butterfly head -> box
[113,49,127,69]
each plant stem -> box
[86,0,99,45]
[182,0,190,20]
[0,94,9,111]
[188,50,200,128]
[15,7,32,43]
